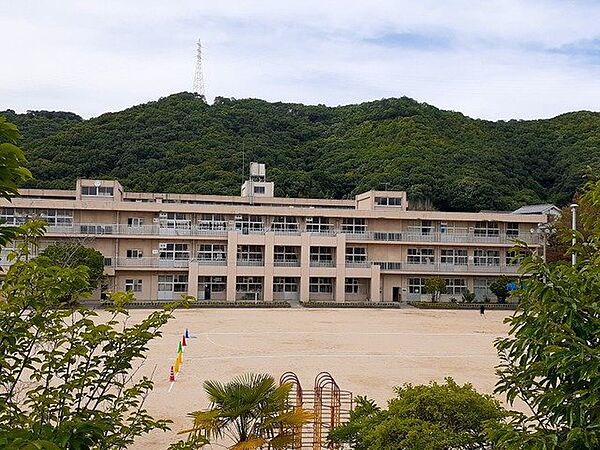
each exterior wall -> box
[0,180,549,303]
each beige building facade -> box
[0,167,548,303]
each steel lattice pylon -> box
[193,39,205,98]
[280,372,353,449]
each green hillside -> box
[3,93,599,211]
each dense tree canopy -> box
[329,378,505,450]
[3,93,600,211]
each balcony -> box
[372,261,520,274]
[345,261,372,268]
[274,260,301,267]
[196,258,228,266]
[237,259,264,267]
[115,257,190,268]
[42,223,540,245]
[310,260,335,268]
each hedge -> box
[407,301,518,310]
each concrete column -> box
[335,234,346,303]
[370,264,381,302]
[187,263,199,299]
[226,231,238,302]
[263,232,275,302]
[300,233,311,302]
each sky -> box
[1,0,600,120]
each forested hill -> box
[3,93,600,212]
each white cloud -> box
[1,0,600,119]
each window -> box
[236,276,263,293]
[80,224,113,234]
[345,278,360,294]
[474,249,501,266]
[126,249,143,258]
[127,217,144,228]
[341,218,367,234]
[235,215,264,232]
[274,246,299,262]
[125,279,142,292]
[345,247,367,263]
[198,243,226,261]
[306,217,332,233]
[1,208,73,226]
[310,246,334,263]
[237,245,264,262]
[421,220,433,235]
[445,278,467,295]
[82,185,114,196]
[158,274,188,292]
[159,212,191,230]
[273,277,299,292]
[198,214,228,230]
[407,248,434,264]
[271,216,298,232]
[408,278,426,294]
[506,222,519,236]
[159,243,190,260]
[474,278,494,298]
[254,186,265,194]
[375,197,402,207]
[309,277,333,293]
[199,276,226,292]
[440,249,468,265]
[474,221,499,237]
[506,250,528,265]
[104,257,113,266]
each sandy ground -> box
[118,308,511,449]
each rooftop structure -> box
[0,164,550,304]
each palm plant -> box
[178,373,312,450]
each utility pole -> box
[570,203,578,266]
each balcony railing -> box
[115,257,190,268]
[372,261,520,274]
[196,258,227,266]
[345,261,372,268]
[237,259,264,267]
[274,260,301,267]
[42,223,540,245]
[310,260,335,268]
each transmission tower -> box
[193,39,205,98]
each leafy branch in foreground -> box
[489,178,600,449]
[0,237,178,449]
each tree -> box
[489,275,512,303]
[0,116,32,246]
[0,241,178,449]
[424,277,446,302]
[329,378,505,450]
[173,373,312,449]
[488,178,600,449]
[40,242,105,290]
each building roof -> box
[512,204,561,215]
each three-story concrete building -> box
[0,164,548,303]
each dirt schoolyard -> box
[123,307,511,449]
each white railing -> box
[345,261,372,268]
[274,260,301,267]
[115,257,190,268]
[310,260,335,267]
[237,259,264,266]
[196,258,227,266]
[372,261,519,274]
[43,223,540,245]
